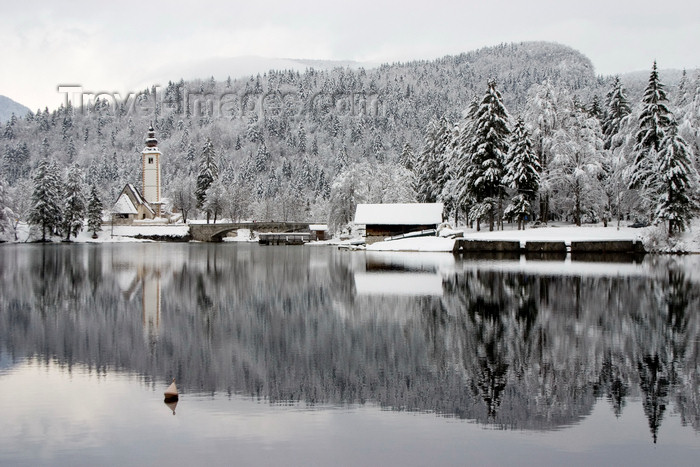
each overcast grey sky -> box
[1,0,699,111]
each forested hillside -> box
[1,41,698,240]
[0,96,30,124]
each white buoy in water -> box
[164,379,178,401]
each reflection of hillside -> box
[0,244,698,437]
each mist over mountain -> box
[0,95,30,123]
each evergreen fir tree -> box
[255,143,270,173]
[449,98,480,222]
[416,116,452,203]
[62,165,86,241]
[504,117,541,228]
[654,122,700,234]
[399,142,415,170]
[298,123,307,153]
[630,62,673,191]
[87,184,103,238]
[675,70,690,107]
[28,158,63,241]
[587,94,603,121]
[602,76,632,150]
[335,144,349,174]
[311,136,319,157]
[416,119,440,203]
[463,80,510,230]
[0,179,7,239]
[195,137,219,222]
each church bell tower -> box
[142,125,162,216]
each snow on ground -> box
[362,221,700,253]
[5,218,699,253]
[222,228,256,242]
[462,223,644,247]
[110,225,189,237]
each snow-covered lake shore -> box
[4,220,700,254]
[366,221,700,253]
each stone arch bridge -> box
[189,222,311,242]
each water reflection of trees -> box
[0,245,698,439]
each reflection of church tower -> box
[142,125,162,217]
[142,269,161,342]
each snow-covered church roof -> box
[354,203,443,225]
[126,183,147,207]
[113,193,138,214]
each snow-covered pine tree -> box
[449,99,480,223]
[334,144,349,175]
[504,117,540,229]
[0,179,8,240]
[416,119,440,203]
[654,122,700,234]
[195,137,219,222]
[464,80,510,231]
[28,158,63,241]
[311,136,319,158]
[433,116,453,202]
[415,116,452,203]
[602,76,632,150]
[588,94,603,121]
[255,142,270,174]
[678,72,700,173]
[62,165,86,241]
[630,62,673,192]
[298,122,307,154]
[399,142,415,170]
[87,184,103,238]
[675,70,690,107]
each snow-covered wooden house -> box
[353,203,444,244]
[112,183,156,224]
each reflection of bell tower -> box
[142,125,162,216]
[142,269,161,341]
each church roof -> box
[114,184,155,216]
[126,183,147,206]
[113,193,138,214]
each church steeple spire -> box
[145,124,158,148]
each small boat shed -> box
[353,203,444,244]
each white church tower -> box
[142,125,162,217]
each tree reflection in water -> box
[0,243,698,442]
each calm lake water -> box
[1,243,698,466]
